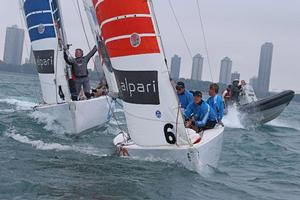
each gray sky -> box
[0,0,299,92]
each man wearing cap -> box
[176,81,193,110]
[184,91,217,132]
[207,83,224,123]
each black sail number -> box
[164,123,177,144]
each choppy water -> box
[0,72,299,200]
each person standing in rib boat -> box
[184,91,218,132]
[63,46,97,100]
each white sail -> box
[21,0,70,104]
[82,0,119,94]
[93,0,189,146]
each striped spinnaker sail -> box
[22,0,70,104]
[93,0,188,146]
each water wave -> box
[223,105,245,129]
[267,119,300,131]
[0,98,36,111]
[0,108,15,113]
[29,111,66,134]
[4,128,108,157]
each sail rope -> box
[195,0,214,82]
[167,0,193,59]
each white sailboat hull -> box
[34,96,112,134]
[114,126,224,172]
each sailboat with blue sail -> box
[19,0,113,134]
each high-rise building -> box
[191,54,204,81]
[219,57,232,84]
[257,42,273,95]
[231,71,240,82]
[29,47,36,65]
[170,54,181,79]
[249,76,258,92]
[3,25,24,65]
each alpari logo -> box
[36,56,54,67]
[120,78,157,97]
[114,70,160,105]
[33,50,55,74]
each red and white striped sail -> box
[93,0,188,146]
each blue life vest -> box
[178,90,193,109]
[207,94,224,121]
[184,100,217,128]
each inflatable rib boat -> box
[237,86,294,124]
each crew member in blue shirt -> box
[207,83,224,124]
[184,91,217,132]
[176,81,193,110]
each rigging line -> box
[195,0,214,82]
[73,0,102,81]
[54,42,60,104]
[105,96,125,133]
[167,0,193,59]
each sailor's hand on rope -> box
[185,120,192,128]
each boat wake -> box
[4,127,108,157]
[223,106,245,129]
[0,98,36,111]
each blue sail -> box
[24,0,56,42]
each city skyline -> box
[191,54,204,81]
[219,57,232,85]
[3,25,24,65]
[0,0,299,92]
[170,54,181,80]
[257,42,273,95]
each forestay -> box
[93,0,189,146]
[21,0,70,104]
[83,0,119,94]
